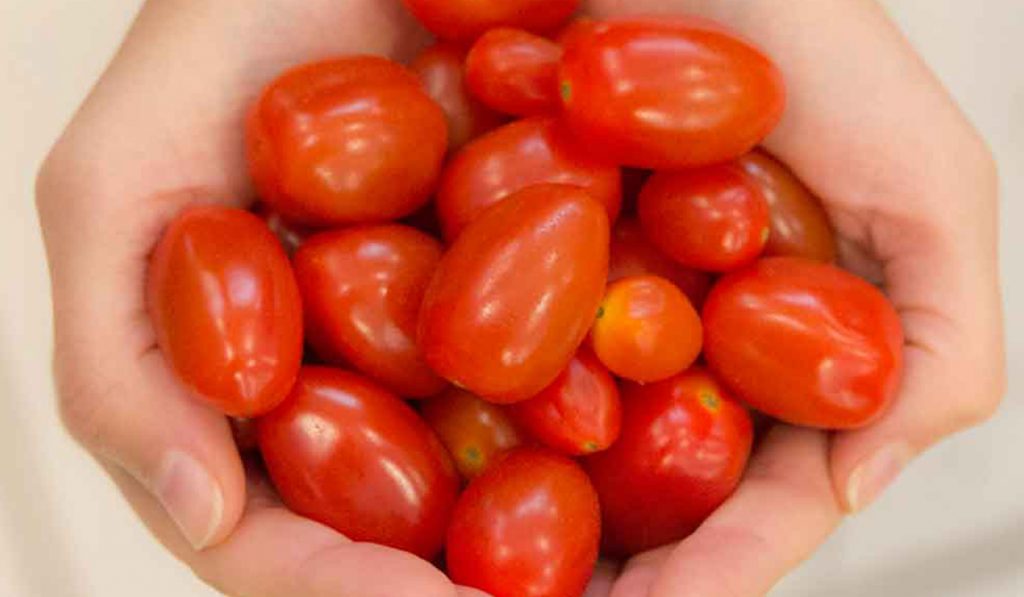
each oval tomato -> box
[591,275,702,383]
[447,447,600,597]
[510,350,621,455]
[421,387,526,480]
[419,184,610,403]
[258,367,459,559]
[246,57,447,226]
[147,206,302,417]
[401,0,579,42]
[585,368,753,556]
[702,257,904,428]
[436,117,621,242]
[466,28,562,116]
[608,218,710,308]
[737,149,837,262]
[559,17,785,168]
[293,225,446,397]
[410,43,504,151]
[638,165,770,272]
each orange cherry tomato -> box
[608,218,711,309]
[466,28,562,116]
[401,0,580,42]
[559,17,785,168]
[410,43,504,151]
[147,206,302,417]
[420,387,526,480]
[510,350,622,455]
[702,257,904,429]
[293,225,446,397]
[591,275,702,383]
[736,149,837,262]
[436,117,621,242]
[638,164,770,272]
[419,184,610,403]
[585,368,753,556]
[246,57,447,226]
[447,447,600,597]
[258,367,459,559]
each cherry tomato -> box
[736,149,837,262]
[410,43,504,151]
[638,165,770,272]
[559,17,785,168]
[258,367,459,559]
[509,350,621,455]
[608,218,711,309]
[419,184,610,403]
[584,368,753,556]
[252,203,311,255]
[421,388,526,480]
[466,28,562,116]
[702,257,904,429]
[401,0,580,42]
[447,447,600,597]
[293,225,446,398]
[246,57,447,226]
[437,117,621,241]
[230,417,259,452]
[147,206,302,417]
[555,17,596,47]
[591,275,702,383]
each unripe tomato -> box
[466,28,562,116]
[401,0,580,42]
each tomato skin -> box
[559,18,785,168]
[421,388,526,480]
[293,225,446,398]
[437,117,621,242]
[702,257,904,429]
[401,0,580,42]
[591,275,702,383]
[509,351,622,455]
[584,368,753,556]
[419,184,610,404]
[147,206,302,417]
[466,28,562,116]
[410,43,504,151]
[638,165,770,272]
[447,448,600,597]
[258,367,459,559]
[608,218,710,309]
[246,57,447,226]
[252,203,311,255]
[736,149,837,262]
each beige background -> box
[1,1,1022,595]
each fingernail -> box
[152,451,224,550]
[845,443,913,513]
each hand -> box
[578,0,1006,595]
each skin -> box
[465,28,563,116]
[34,1,1004,596]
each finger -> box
[584,559,622,597]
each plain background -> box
[1,0,1021,595]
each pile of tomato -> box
[146,2,905,596]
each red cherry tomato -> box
[410,43,504,151]
[293,225,446,398]
[585,368,753,556]
[559,17,785,168]
[702,257,904,429]
[590,275,702,383]
[608,218,710,309]
[447,447,600,597]
[466,28,562,116]
[419,184,610,403]
[401,0,580,42]
[147,206,302,417]
[421,387,526,480]
[437,117,621,241]
[258,367,459,559]
[555,17,597,47]
[252,203,311,255]
[510,350,621,455]
[639,165,770,272]
[736,149,837,262]
[230,417,260,452]
[246,57,447,226]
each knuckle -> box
[53,348,120,451]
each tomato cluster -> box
[147,4,904,596]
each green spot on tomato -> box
[582,440,600,453]
[464,446,482,463]
[560,80,572,104]
[699,390,721,412]
[761,226,771,243]
[596,305,605,319]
